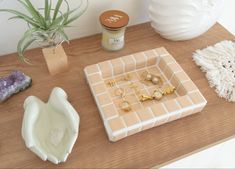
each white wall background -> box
[217,0,235,35]
[0,0,150,56]
[0,0,234,56]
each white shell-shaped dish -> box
[22,87,79,164]
[149,0,224,41]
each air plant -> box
[0,0,88,63]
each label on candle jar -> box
[109,36,124,46]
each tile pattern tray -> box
[84,47,207,142]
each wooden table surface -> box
[0,23,235,168]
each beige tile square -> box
[163,66,174,80]
[87,73,102,84]
[118,103,143,116]
[137,108,155,130]
[159,58,167,71]
[170,74,180,88]
[182,80,198,93]
[137,108,154,121]
[111,58,124,75]
[168,63,182,73]
[147,66,161,75]
[144,50,158,66]
[121,55,136,72]
[113,98,123,109]
[102,104,118,119]
[162,55,176,64]
[108,86,119,98]
[136,68,148,77]
[164,99,180,112]
[98,61,112,78]
[108,117,126,132]
[114,75,126,85]
[188,92,206,105]
[129,81,145,90]
[92,83,106,94]
[150,103,167,117]
[97,93,112,106]
[176,96,193,108]
[133,52,146,69]
[154,47,170,56]
[132,103,143,111]
[175,71,190,82]
[118,84,133,95]
[85,64,99,74]
[177,84,187,96]
[127,72,139,81]
[165,93,178,100]
[142,100,155,108]
[123,112,141,136]
[126,94,139,104]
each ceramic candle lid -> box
[100,10,129,29]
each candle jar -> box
[100,10,129,51]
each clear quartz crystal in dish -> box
[100,10,129,51]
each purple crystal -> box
[0,71,32,102]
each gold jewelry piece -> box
[107,80,116,87]
[152,86,176,101]
[107,74,132,87]
[141,71,163,86]
[139,94,153,102]
[120,101,132,112]
[115,88,125,97]
[123,73,132,81]
[115,88,132,112]
[152,89,163,101]
[162,86,176,95]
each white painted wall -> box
[0,0,150,56]
[218,0,235,35]
[0,0,234,56]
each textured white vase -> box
[22,87,79,164]
[149,0,224,41]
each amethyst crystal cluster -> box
[0,71,32,102]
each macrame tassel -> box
[193,40,235,103]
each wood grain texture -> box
[0,23,234,168]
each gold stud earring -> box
[141,71,163,86]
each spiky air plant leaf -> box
[0,0,88,63]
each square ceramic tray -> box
[84,47,207,142]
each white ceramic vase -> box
[149,0,224,41]
[22,87,79,164]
